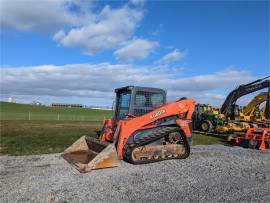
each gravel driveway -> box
[1,145,269,202]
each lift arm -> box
[220,76,270,119]
[242,92,268,116]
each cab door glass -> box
[118,92,131,119]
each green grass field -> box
[0,101,112,121]
[0,120,101,155]
[0,102,226,155]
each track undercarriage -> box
[123,127,190,164]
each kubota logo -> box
[150,109,166,119]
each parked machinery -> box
[192,76,269,134]
[192,104,224,132]
[192,104,244,133]
[239,92,269,125]
[220,76,270,121]
[230,128,270,150]
[63,86,195,173]
[259,106,269,122]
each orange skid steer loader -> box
[63,86,195,173]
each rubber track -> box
[123,126,190,164]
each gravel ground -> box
[0,145,269,203]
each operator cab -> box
[114,86,166,120]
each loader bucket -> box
[62,136,120,173]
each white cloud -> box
[0,0,91,32]
[114,39,158,62]
[157,49,187,65]
[0,63,254,106]
[54,4,144,55]
[53,30,66,41]
[1,0,145,56]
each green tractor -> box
[192,104,224,132]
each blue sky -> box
[0,0,269,106]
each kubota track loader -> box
[63,86,195,173]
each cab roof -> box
[114,86,166,94]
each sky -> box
[0,0,269,107]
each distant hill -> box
[0,102,112,121]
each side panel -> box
[114,99,195,158]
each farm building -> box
[51,103,83,108]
